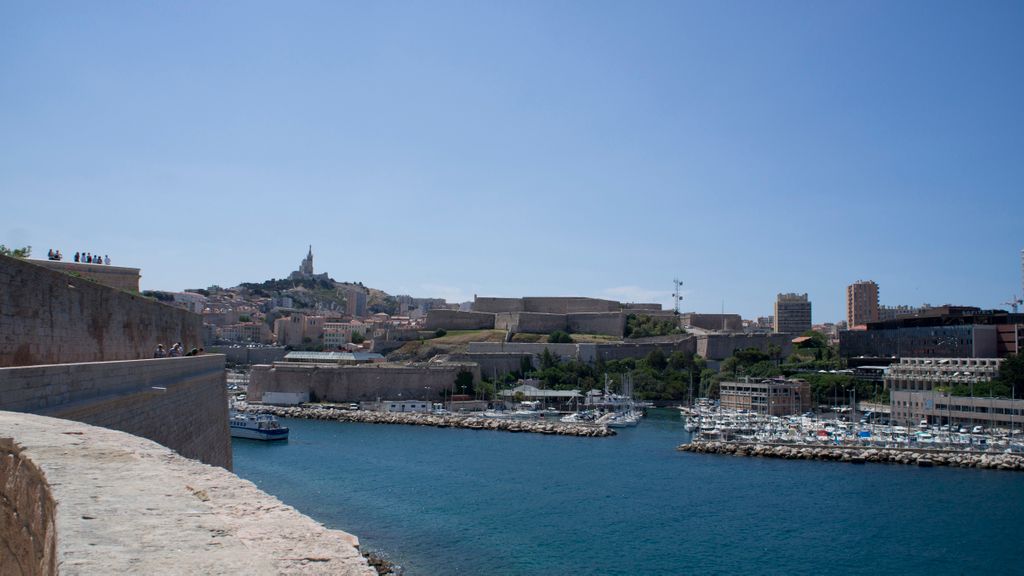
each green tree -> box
[455,370,475,396]
[646,348,668,371]
[351,332,365,344]
[0,245,31,258]
[540,348,559,370]
[434,329,447,338]
[547,330,572,343]
[995,353,1024,397]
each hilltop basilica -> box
[288,246,330,282]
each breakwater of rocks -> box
[678,441,1024,471]
[237,404,616,438]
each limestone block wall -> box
[511,312,568,334]
[471,297,524,313]
[522,297,620,314]
[27,259,141,292]
[566,312,626,337]
[466,352,536,376]
[250,362,481,403]
[0,255,202,367]
[594,341,696,362]
[424,309,496,331]
[696,333,793,361]
[0,436,56,576]
[0,355,230,469]
[0,412,374,575]
[466,342,597,363]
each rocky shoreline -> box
[237,404,616,438]
[678,441,1024,471]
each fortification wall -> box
[0,355,230,469]
[466,342,597,363]
[595,340,696,361]
[466,352,536,375]
[472,297,524,313]
[567,312,625,337]
[522,297,620,314]
[696,333,793,361]
[27,259,141,292]
[622,303,663,311]
[424,309,495,331]
[0,412,374,575]
[0,435,57,576]
[513,312,568,334]
[681,313,743,332]
[250,362,481,403]
[0,255,202,367]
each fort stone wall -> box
[0,355,230,469]
[471,297,525,313]
[567,312,626,337]
[0,255,202,368]
[425,309,496,331]
[696,333,793,361]
[249,362,481,404]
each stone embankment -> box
[238,404,616,438]
[679,441,1024,471]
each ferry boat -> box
[230,411,289,441]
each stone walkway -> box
[0,411,376,575]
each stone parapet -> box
[0,355,230,469]
[0,412,375,575]
[27,259,141,292]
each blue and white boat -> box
[230,411,289,441]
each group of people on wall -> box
[154,342,203,358]
[45,248,113,265]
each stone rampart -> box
[424,309,496,331]
[0,435,57,576]
[0,412,375,575]
[696,333,793,361]
[466,352,536,375]
[0,255,202,367]
[27,259,141,292]
[511,312,568,334]
[466,342,597,363]
[0,355,230,469]
[522,297,620,314]
[249,362,481,403]
[567,312,626,337]
[471,297,525,313]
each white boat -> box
[230,412,289,441]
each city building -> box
[273,314,330,347]
[846,281,879,327]
[839,307,1023,359]
[718,379,812,416]
[322,320,366,349]
[773,293,811,334]
[345,287,368,318]
[884,357,1003,393]
[886,358,1018,429]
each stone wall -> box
[466,352,536,376]
[595,340,697,361]
[27,259,141,292]
[0,355,230,469]
[696,333,793,361]
[680,313,743,332]
[511,312,568,334]
[471,297,525,313]
[466,342,598,363]
[567,312,626,337]
[0,412,375,575]
[249,362,482,403]
[0,436,56,576]
[0,255,202,367]
[424,309,496,331]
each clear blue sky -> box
[3,1,1023,322]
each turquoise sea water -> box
[232,409,1024,575]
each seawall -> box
[678,440,1024,470]
[239,404,616,437]
[0,355,231,469]
[0,411,375,575]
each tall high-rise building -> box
[846,280,879,327]
[774,293,812,334]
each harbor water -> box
[232,409,1024,575]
